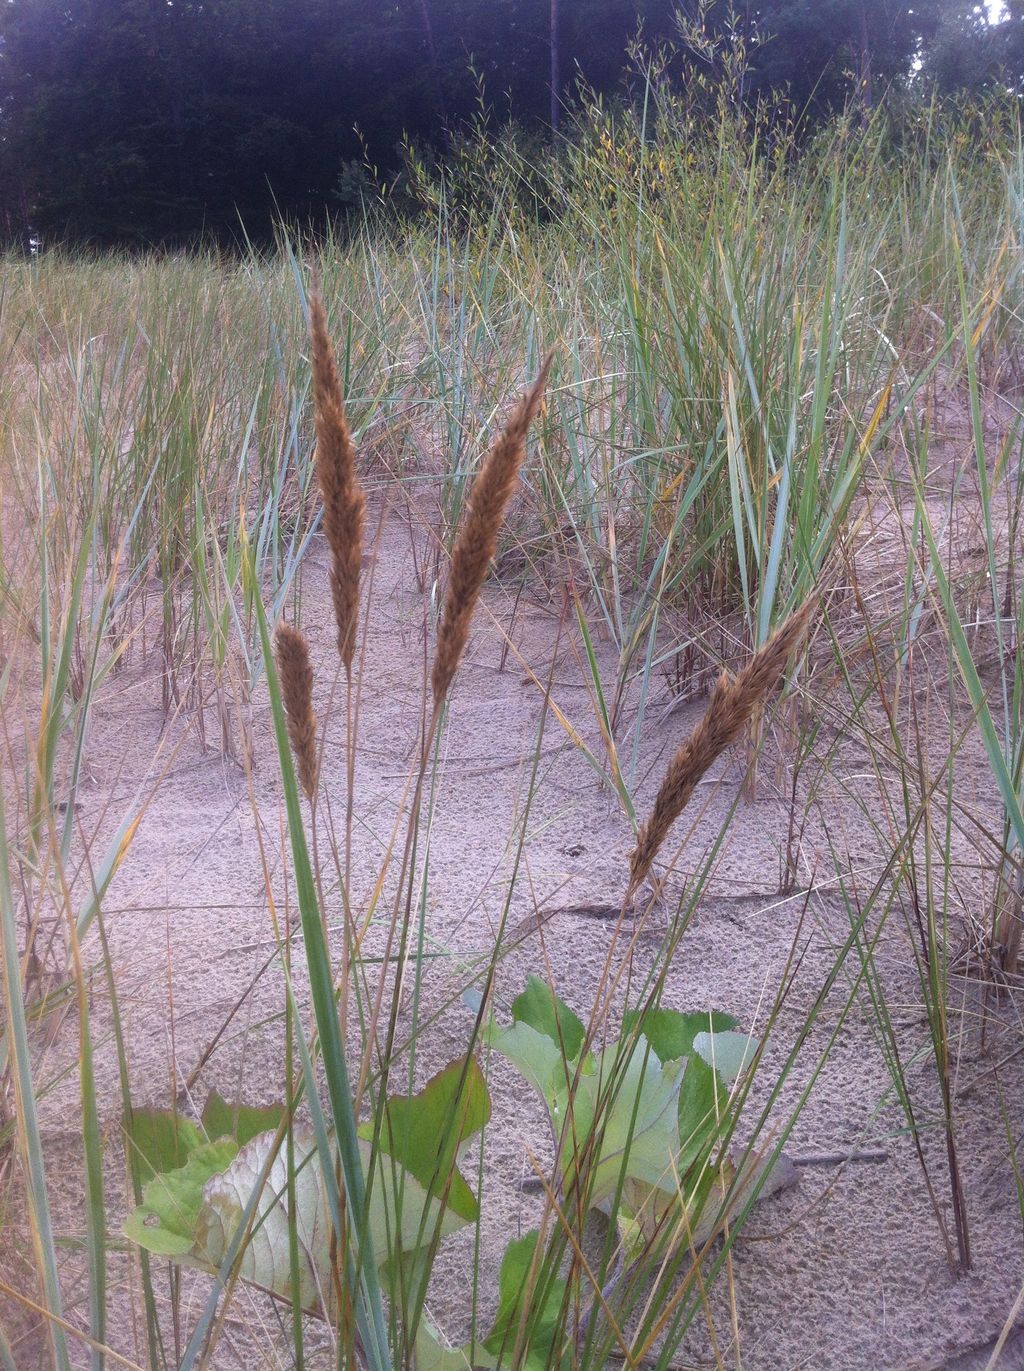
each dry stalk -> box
[431,355,552,708]
[309,283,365,674]
[628,598,817,897]
[275,621,319,800]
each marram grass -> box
[1,92,1023,1366]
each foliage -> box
[485,977,758,1256]
[0,0,677,244]
[125,1065,487,1318]
[2,0,1023,244]
[124,982,766,1365]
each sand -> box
[3,487,1024,1371]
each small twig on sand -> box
[517,1147,888,1193]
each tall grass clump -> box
[111,296,858,1371]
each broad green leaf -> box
[362,1136,472,1266]
[677,1051,726,1174]
[202,1092,286,1147]
[126,1125,480,1314]
[362,1057,489,1223]
[621,1009,738,1063]
[579,1041,682,1208]
[675,1031,755,1175]
[194,1128,330,1313]
[126,1108,203,1182]
[124,1139,239,1257]
[192,1127,475,1314]
[487,984,593,1132]
[692,1030,755,1085]
[415,1321,497,1371]
[125,1063,491,1316]
[510,976,586,1061]
[491,985,751,1220]
[486,1021,581,1123]
[484,1232,567,1371]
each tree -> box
[920,3,1024,97]
[0,0,687,245]
[0,0,344,244]
[2,0,1013,249]
[736,0,945,116]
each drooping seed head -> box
[308,281,365,675]
[431,354,553,707]
[275,621,319,800]
[627,598,817,898]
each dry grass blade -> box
[309,283,366,673]
[628,598,817,897]
[274,621,319,799]
[432,354,553,707]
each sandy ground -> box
[4,484,1024,1371]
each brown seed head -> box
[431,355,553,707]
[627,597,817,897]
[309,283,365,674]
[275,621,319,800]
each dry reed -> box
[432,355,552,707]
[309,283,366,674]
[275,621,319,799]
[628,599,817,897]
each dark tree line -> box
[0,0,1021,248]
